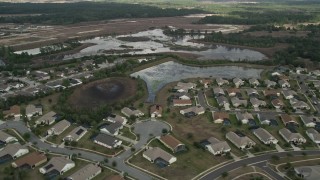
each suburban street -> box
[199,150,320,180]
[0,119,169,180]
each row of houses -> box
[0,131,114,179]
[201,125,318,156]
[212,111,320,127]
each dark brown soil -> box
[69,77,137,109]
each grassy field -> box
[130,138,231,179]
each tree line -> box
[0,2,203,25]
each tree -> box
[271,155,280,162]
[222,172,228,178]
[23,132,30,141]
[112,161,117,167]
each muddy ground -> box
[68,77,137,109]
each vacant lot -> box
[69,77,137,109]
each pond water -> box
[131,61,263,102]
[64,29,267,61]
[14,47,41,55]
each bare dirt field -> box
[0,16,248,50]
[68,77,137,109]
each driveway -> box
[0,119,169,180]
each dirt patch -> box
[117,36,151,42]
[69,77,137,109]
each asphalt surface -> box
[200,150,320,180]
[0,119,169,180]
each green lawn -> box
[120,127,136,140]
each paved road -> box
[0,119,169,180]
[199,150,320,180]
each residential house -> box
[250,97,266,108]
[263,90,280,98]
[0,144,29,160]
[306,129,320,144]
[257,113,277,125]
[150,105,163,118]
[271,99,284,109]
[212,112,229,124]
[226,132,256,150]
[227,88,241,97]
[282,90,297,100]
[99,122,123,136]
[47,120,71,136]
[264,80,277,88]
[12,152,47,169]
[313,81,320,88]
[279,128,306,144]
[143,147,177,165]
[39,157,75,175]
[104,114,127,125]
[278,80,290,88]
[35,111,58,125]
[213,87,225,97]
[280,114,298,126]
[205,137,231,155]
[312,70,320,76]
[172,99,192,107]
[121,107,144,117]
[300,115,320,128]
[200,79,212,88]
[67,164,101,180]
[3,105,21,119]
[216,77,229,86]
[94,133,122,149]
[175,92,191,100]
[174,82,196,92]
[67,164,102,180]
[290,98,310,110]
[25,104,43,120]
[180,106,205,117]
[249,78,260,87]
[158,134,186,153]
[231,97,247,108]
[296,67,307,74]
[271,71,281,76]
[233,78,244,88]
[236,112,254,124]
[63,126,87,142]
[246,89,259,97]
[32,71,50,81]
[253,128,278,145]
[0,130,18,145]
[216,96,229,107]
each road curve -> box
[199,150,320,180]
[0,120,169,180]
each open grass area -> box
[120,127,136,140]
[130,139,231,179]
